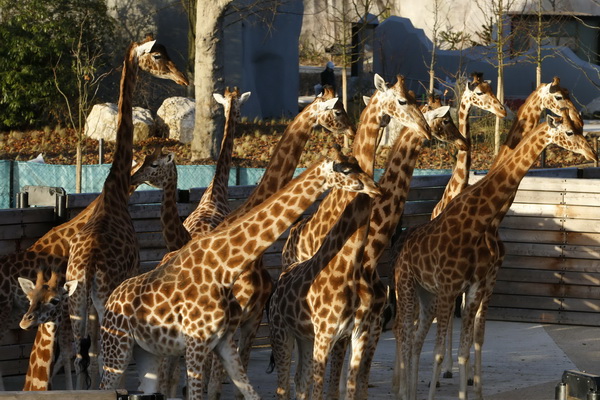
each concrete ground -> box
[3,319,600,399]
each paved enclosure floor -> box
[3,319,600,399]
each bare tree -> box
[54,13,111,193]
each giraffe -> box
[183,87,251,237]
[98,150,382,400]
[17,267,77,391]
[66,35,188,389]
[463,77,586,392]
[430,72,506,219]
[323,104,468,400]
[131,147,190,251]
[269,74,430,400]
[203,86,355,400]
[392,110,596,400]
[0,148,185,392]
[439,76,584,381]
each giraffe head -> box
[130,147,177,189]
[213,86,251,122]
[373,74,431,139]
[18,268,77,330]
[420,92,443,113]
[134,34,189,86]
[424,106,469,151]
[538,76,583,132]
[462,72,506,118]
[321,145,382,198]
[308,87,355,140]
[546,109,597,162]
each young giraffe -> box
[183,87,251,237]
[66,36,188,389]
[392,110,596,400]
[324,104,468,400]
[270,74,430,400]
[7,149,187,392]
[98,151,382,400]
[204,87,355,400]
[17,267,78,391]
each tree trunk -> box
[190,0,231,161]
[76,143,82,193]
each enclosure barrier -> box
[1,168,600,384]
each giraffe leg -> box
[99,317,134,391]
[326,337,348,400]
[213,334,260,400]
[88,306,100,389]
[426,297,453,400]
[294,338,314,400]
[207,353,224,399]
[457,284,485,400]
[356,311,385,399]
[311,333,336,400]
[184,337,210,400]
[268,293,295,400]
[441,302,457,379]
[68,280,89,390]
[392,264,416,400]
[58,310,74,390]
[158,356,183,398]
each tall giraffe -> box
[392,110,596,400]
[66,35,188,389]
[321,104,468,400]
[98,151,381,400]
[18,267,77,391]
[430,72,506,219]
[184,87,251,237]
[269,74,430,400]
[464,77,585,393]
[438,76,585,381]
[203,87,355,400]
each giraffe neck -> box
[495,90,543,165]
[102,44,138,208]
[362,127,424,274]
[23,322,58,391]
[198,101,236,210]
[449,122,550,227]
[181,160,334,287]
[219,107,315,227]
[282,94,384,262]
[161,178,190,251]
[432,99,473,218]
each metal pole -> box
[99,138,104,164]
[555,382,567,400]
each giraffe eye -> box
[49,298,60,306]
[566,130,574,136]
[555,95,563,101]
[398,99,407,106]
[476,91,484,96]
[150,162,159,168]
[152,54,162,61]
[334,110,342,116]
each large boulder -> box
[85,103,154,142]
[156,97,195,144]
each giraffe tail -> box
[265,351,276,374]
[78,336,92,389]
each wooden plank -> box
[512,190,563,204]
[562,245,600,260]
[406,186,445,201]
[0,227,24,241]
[0,208,55,225]
[487,307,561,324]
[505,203,565,218]
[503,242,563,258]
[565,231,600,246]
[500,215,564,230]
[562,178,600,193]
[564,191,600,206]
[489,293,562,311]
[499,229,564,244]
[563,218,600,233]
[493,281,563,297]
[409,174,451,188]
[403,200,437,215]
[563,204,600,220]
[0,391,116,400]
[496,268,562,284]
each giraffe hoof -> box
[442,371,453,379]
[468,378,474,386]
[428,381,441,388]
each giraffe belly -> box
[132,324,186,357]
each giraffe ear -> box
[239,92,251,105]
[135,40,157,57]
[547,114,559,128]
[166,152,175,163]
[374,74,387,93]
[363,96,371,106]
[63,280,78,297]
[18,277,35,296]
[213,93,226,105]
[423,105,450,123]
[321,97,339,110]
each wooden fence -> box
[1,169,600,379]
